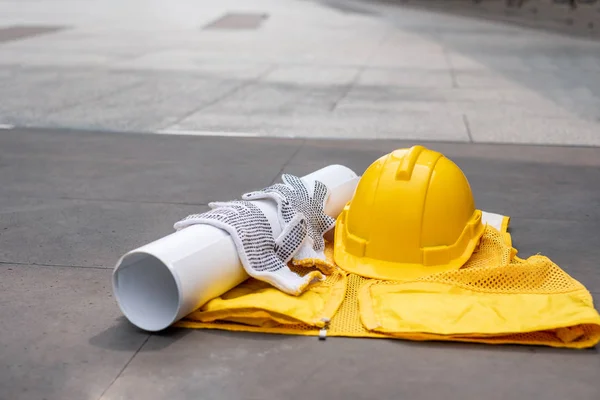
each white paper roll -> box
[112,165,359,332]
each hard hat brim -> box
[334,207,486,281]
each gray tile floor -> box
[1,127,599,400]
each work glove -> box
[242,174,336,265]
[174,201,324,296]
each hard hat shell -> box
[334,145,484,281]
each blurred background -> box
[1,0,599,144]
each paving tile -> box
[455,70,550,89]
[0,67,63,90]
[100,329,600,400]
[364,110,469,140]
[453,156,600,222]
[454,68,600,120]
[0,68,144,123]
[357,68,454,88]
[341,84,550,106]
[0,197,205,268]
[168,112,366,139]
[285,137,600,170]
[508,218,600,294]
[193,80,350,114]
[42,74,243,132]
[172,110,470,141]
[465,113,600,146]
[112,51,272,77]
[0,129,302,203]
[447,51,532,71]
[0,265,149,400]
[0,47,114,67]
[263,65,358,86]
[369,46,449,70]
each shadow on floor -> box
[89,317,150,352]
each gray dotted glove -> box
[174,201,324,295]
[243,174,335,261]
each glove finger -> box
[248,260,324,296]
[282,174,310,198]
[274,213,307,263]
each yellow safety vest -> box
[177,215,600,349]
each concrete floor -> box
[1,127,599,400]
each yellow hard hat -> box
[334,145,484,281]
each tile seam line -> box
[270,140,306,185]
[462,114,475,143]
[438,24,459,90]
[329,25,394,112]
[97,335,151,400]
[158,64,276,130]
[39,80,149,117]
[0,261,109,269]
[4,126,600,148]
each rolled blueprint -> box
[112,165,360,332]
